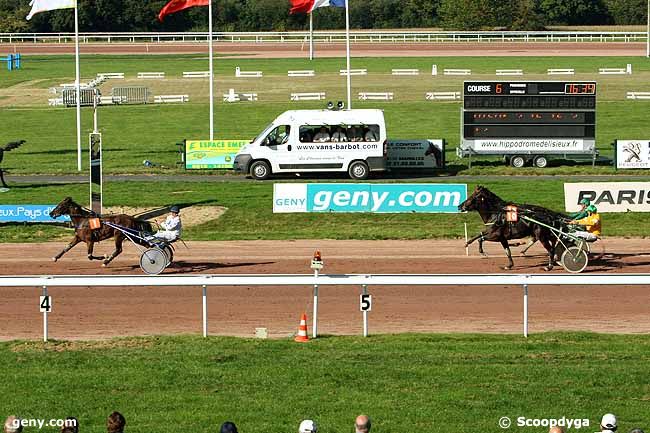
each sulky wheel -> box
[162,245,174,268]
[561,246,589,274]
[140,247,167,275]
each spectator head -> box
[4,416,22,433]
[355,415,371,433]
[299,420,317,433]
[601,414,617,432]
[61,418,78,433]
[170,205,180,215]
[549,427,565,433]
[219,422,238,433]
[107,412,126,433]
[629,429,645,433]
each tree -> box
[603,0,647,25]
[511,0,545,30]
[538,0,608,25]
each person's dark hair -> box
[60,418,78,433]
[107,412,126,433]
[220,421,238,433]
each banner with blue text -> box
[273,183,467,213]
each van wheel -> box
[533,155,548,168]
[348,161,369,180]
[250,161,271,180]
[510,156,526,168]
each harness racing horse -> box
[459,186,565,271]
[50,197,153,266]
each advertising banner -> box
[185,139,248,169]
[616,140,650,169]
[386,139,444,169]
[273,183,467,213]
[471,138,587,152]
[564,182,650,213]
[0,205,70,223]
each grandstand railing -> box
[0,31,648,44]
[2,273,648,342]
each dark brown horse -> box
[459,186,566,271]
[49,197,153,266]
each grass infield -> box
[0,179,647,242]
[1,55,650,175]
[1,333,649,433]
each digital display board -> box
[462,81,596,145]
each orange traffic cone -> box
[294,312,309,342]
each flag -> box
[289,0,345,14]
[26,0,76,20]
[158,0,209,21]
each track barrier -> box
[340,68,367,76]
[154,94,189,103]
[392,69,419,76]
[444,68,471,76]
[235,66,262,78]
[425,91,460,100]
[4,273,649,342]
[137,72,165,79]
[548,68,575,75]
[1,53,21,71]
[599,64,632,75]
[359,92,393,101]
[288,70,315,77]
[183,71,211,78]
[290,92,326,101]
[496,69,523,76]
[626,91,650,100]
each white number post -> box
[39,286,51,342]
[360,286,371,337]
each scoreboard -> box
[461,81,596,154]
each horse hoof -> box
[544,266,553,272]
[52,257,58,262]
[102,262,108,267]
[503,266,513,271]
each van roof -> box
[276,109,385,125]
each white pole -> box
[42,285,48,342]
[202,284,208,337]
[309,13,314,60]
[74,6,82,171]
[523,284,529,338]
[464,222,469,256]
[362,284,368,337]
[344,0,351,109]
[313,268,319,338]
[208,0,214,140]
[647,0,649,58]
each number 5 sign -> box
[39,296,52,313]
[359,294,372,312]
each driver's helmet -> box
[579,198,591,206]
[586,205,597,213]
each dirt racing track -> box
[1,238,650,341]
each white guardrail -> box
[2,273,649,342]
[0,31,648,44]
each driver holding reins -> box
[569,204,600,241]
[153,206,182,242]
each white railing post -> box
[313,270,319,338]
[362,284,369,337]
[42,285,48,342]
[523,284,529,338]
[202,284,208,337]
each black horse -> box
[459,186,567,270]
[50,197,153,266]
[0,140,25,188]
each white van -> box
[233,109,387,180]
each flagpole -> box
[208,0,214,140]
[309,12,314,60]
[74,4,82,171]
[345,0,351,109]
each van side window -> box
[347,125,364,142]
[364,125,380,142]
[264,125,291,146]
[299,126,314,143]
[331,126,348,142]
[313,126,331,142]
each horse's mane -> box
[477,186,567,227]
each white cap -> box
[299,420,317,433]
[601,414,617,430]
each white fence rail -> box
[1,31,648,45]
[2,273,649,342]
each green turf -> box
[1,179,646,242]
[1,333,649,433]
[1,55,650,175]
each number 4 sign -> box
[360,294,372,312]
[39,296,52,313]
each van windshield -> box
[254,123,275,143]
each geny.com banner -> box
[273,183,467,213]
